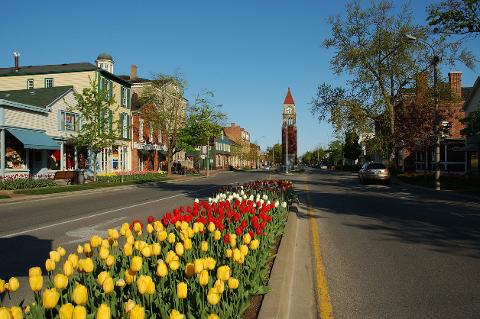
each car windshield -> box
[368,163,386,169]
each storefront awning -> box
[7,127,60,150]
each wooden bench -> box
[54,171,75,184]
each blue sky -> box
[0,0,478,155]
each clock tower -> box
[282,88,297,168]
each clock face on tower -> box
[285,106,293,114]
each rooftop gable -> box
[0,86,73,109]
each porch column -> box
[25,148,29,170]
[0,129,5,177]
[60,142,65,170]
[444,143,448,171]
[74,146,78,170]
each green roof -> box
[97,53,113,60]
[0,62,97,77]
[0,86,73,109]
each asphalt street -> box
[0,171,271,304]
[298,169,480,319]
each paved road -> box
[299,169,480,319]
[0,171,271,304]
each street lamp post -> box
[406,34,441,191]
[285,128,289,174]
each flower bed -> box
[96,171,167,183]
[0,174,56,190]
[0,180,293,319]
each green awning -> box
[7,128,60,150]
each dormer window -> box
[27,79,34,89]
[45,78,54,88]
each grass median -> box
[13,177,169,196]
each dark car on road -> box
[358,162,390,185]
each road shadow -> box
[293,170,480,259]
[0,235,52,302]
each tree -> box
[327,140,344,166]
[343,131,362,161]
[178,91,226,172]
[461,109,480,136]
[313,0,427,162]
[139,74,187,175]
[69,80,119,181]
[427,0,480,35]
[265,143,282,165]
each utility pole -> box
[285,128,289,174]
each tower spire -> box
[283,87,295,105]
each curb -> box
[258,203,299,319]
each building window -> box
[27,79,34,89]
[158,128,163,144]
[122,113,129,139]
[60,111,80,131]
[121,87,128,107]
[139,118,144,142]
[149,123,153,142]
[45,78,54,88]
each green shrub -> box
[0,177,56,190]
[96,172,167,183]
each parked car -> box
[263,165,271,171]
[358,162,390,185]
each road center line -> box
[305,180,334,319]
[0,185,218,238]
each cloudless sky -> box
[0,0,478,155]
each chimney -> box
[448,71,462,98]
[130,65,138,80]
[13,52,20,72]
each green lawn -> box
[14,177,169,196]
[397,173,480,196]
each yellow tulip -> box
[123,243,133,256]
[129,305,144,319]
[68,254,79,268]
[240,244,249,256]
[233,249,242,262]
[76,245,84,254]
[7,277,19,292]
[213,230,221,241]
[194,259,204,274]
[124,299,135,314]
[208,222,215,232]
[214,279,225,293]
[72,305,86,319]
[72,284,88,305]
[102,277,114,294]
[136,276,148,295]
[130,256,143,272]
[81,258,94,273]
[165,250,177,264]
[169,309,185,319]
[83,243,92,255]
[107,228,119,240]
[63,260,74,276]
[226,249,233,258]
[96,304,111,319]
[230,237,237,248]
[59,303,74,319]
[228,277,239,289]
[133,222,142,233]
[54,274,68,290]
[208,315,219,319]
[42,288,60,309]
[217,265,231,281]
[28,275,43,292]
[99,247,109,260]
[0,279,4,294]
[90,235,102,248]
[167,233,176,244]
[157,230,167,241]
[45,258,56,272]
[176,282,187,299]
[198,270,209,286]
[105,255,115,268]
[156,261,168,277]
[175,243,184,256]
[141,246,151,258]
[153,221,163,232]
[169,260,180,271]
[152,243,161,256]
[101,239,110,249]
[183,238,192,250]
[120,223,129,236]
[116,279,126,288]
[198,222,205,232]
[126,235,135,245]
[200,241,208,252]
[28,267,42,277]
[49,250,61,263]
[57,246,66,257]
[205,257,216,270]
[184,263,195,278]
[250,239,260,250]
[10,307,22,319]
[146,281,155,295]
[124,268,137,285]
[193,223,200,233]
[243,233,252,244]
[207,289,220,305]
[146,223,154,234]
[0,308,11,319]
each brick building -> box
[282,88,297,167]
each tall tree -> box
[313,0,427,162]
[178,91,227,169]
[69,80,119,181]
[139,74,187,175]
[343,131,362,161]
[427,0,480,35]
[266,143,282,165]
